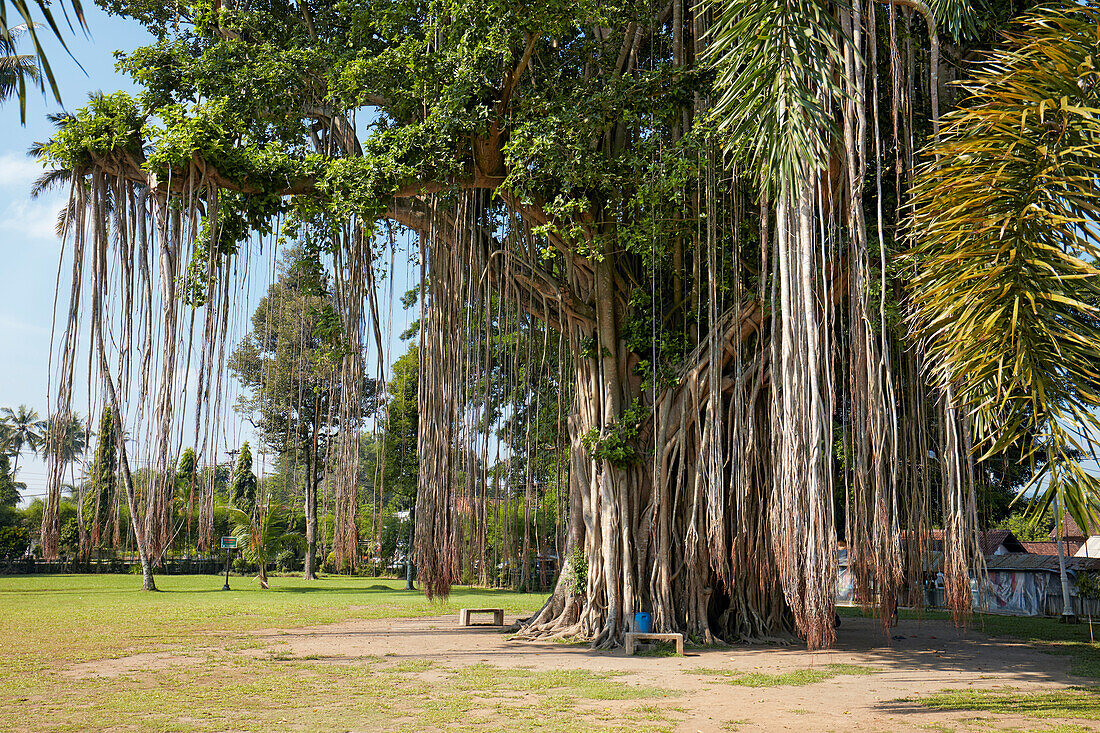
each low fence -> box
[0,558,223,575]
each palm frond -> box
[0,2,88,121]
[704,0,846,197]
[907,0,1100,530]
[930,0,981,43]
[31,167,70,198]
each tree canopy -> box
[37,0,1100,649]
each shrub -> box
[275,549,301,573]
[0,525,29,559]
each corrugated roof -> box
[983,554,1100,572]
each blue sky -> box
[0,6,152,502]
[0,7,415,504]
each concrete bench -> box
[624,632,684,656]
[458,608,504,626]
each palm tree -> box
[0,2,87,120]
[908,2,1100,621]
[228,505,297,590]
[43,412,86,478]
[1,405,45,481]
[0,25,39,103]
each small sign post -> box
[220,536,239,590]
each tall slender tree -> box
[86,406,118,551]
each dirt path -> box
[249,613,1095,732]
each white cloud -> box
[0,312,49,336]
[0,194,64,241]
[0,152,48,190]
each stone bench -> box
[458,608,504,626]
[624,632,684,656]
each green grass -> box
[0,574,543,675]
[688,662,876,687]
[0,574,684,733]
[451,663,674,700]
[915,688,1100,721]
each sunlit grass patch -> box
[916,688,1100,720]
[688,662,875,687]
[388,658,434,673]
[450,663,675,700]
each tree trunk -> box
[304,455,319,580]
[304,397,323,580]
[406,505,415,590]
[1056,492,1076,621]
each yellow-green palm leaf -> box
[908,0,1100,526]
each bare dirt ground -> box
[244,612,1097,732]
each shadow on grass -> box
[839,606,1100,680]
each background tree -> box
[229,442,257,516]
[230,248,368,580]
[228,504,293,590]
[86,406,118,552]
[0,453,23,507]
[177,447,197,550]
[41,412,85,561]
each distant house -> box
[900,528,1026,555]
[861,526,1100,617]
[1048,515,1100,558]
[978,529,1027,555]
[1020,540,1083,556]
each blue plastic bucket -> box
[634,611,652,633]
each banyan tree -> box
[37,0,1100,647]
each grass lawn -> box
[11,577,1100,731]
[1,574,682,733]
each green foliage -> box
[229,442,257,515]
[379,343,419,510]
[176,446,197,503]
[565,548,587,596]
[41,92,145,169]
[87,406,118,543]
[0,454,22,507]
[275,549,301,573]
[58,517,79,557]
[998,509,1054,542]
[581,400,649,469]
[1076,572,1100,602]
[228,504,299,581]
[0,524,28,559]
